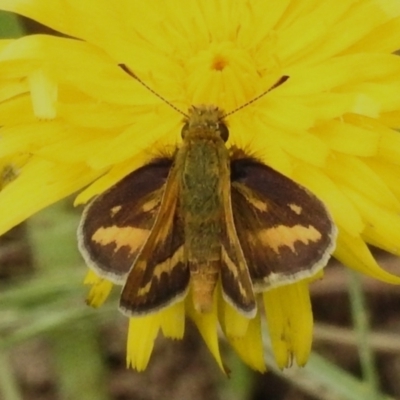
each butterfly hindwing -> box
[218,156,257,318]
[219,218,257,318]
[77,158,172,283]
[119,167,190,315]
[230,154,337,291]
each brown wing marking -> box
[119,167,190,316]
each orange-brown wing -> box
[78,158,172,284]
[119,166,189,316]
[230,156,337,291]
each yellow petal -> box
[258,96,315,133]
[231,117,293,177]
[334,230,400,283]
[331,1,400,55]
[28,68,57,119]
[285,54,400,96]
[0,77,29,103]
[348,82,400,115]
[0,39,14,49]
[277,1,353,65]
[126,303,185,370]
[365,159,400,200]
[379,110,400,127]
[227,313,266,373]
[0,121,70,158]
[58,100,140,130]
[0,157,101,235]
[305,92,379,122]
[325,153,400,213]
[185,292,225,373]
[378,127,400,165]
[126,315,160,371]
[218,298,250,339]
[238,1,290,49]
[0,35,157,105]
[314,119,380,157]
[0,154,27,189]
[35,136,116,165]
[0,0,161,69]
[276,130,329,167]
[84,271,113,308]
[0,96,34,126]
[263,280,313,368]
[86,113,179,170]
[74,155,153,205]
[343,187,400,256]
[343,16,400,54]
[83,269,102,285]
[159,301,185,339]
[293,162,364,237]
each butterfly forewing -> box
[119,167,190,315]
[78,158,172,283]
[230,154,337,291]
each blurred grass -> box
[0,200,113,400]
[0,8,395,400]
[27,201,110,400]
[0,351,21,400]
[347,270,380,399]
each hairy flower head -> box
[1,0,400,372]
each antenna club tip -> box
[118,63,139,79]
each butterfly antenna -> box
[222,75,290,119]
[119,64,188,118]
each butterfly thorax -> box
[179,137,227,259]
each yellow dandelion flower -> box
[1,0,400,373]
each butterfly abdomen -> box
[189,261,219,313]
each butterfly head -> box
[181,105,229,142]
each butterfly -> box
[78,101,337,318]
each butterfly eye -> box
[181,123,189,138]
[218,122,229,142]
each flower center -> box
[185,41,258,109]
[212,54,227,71]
